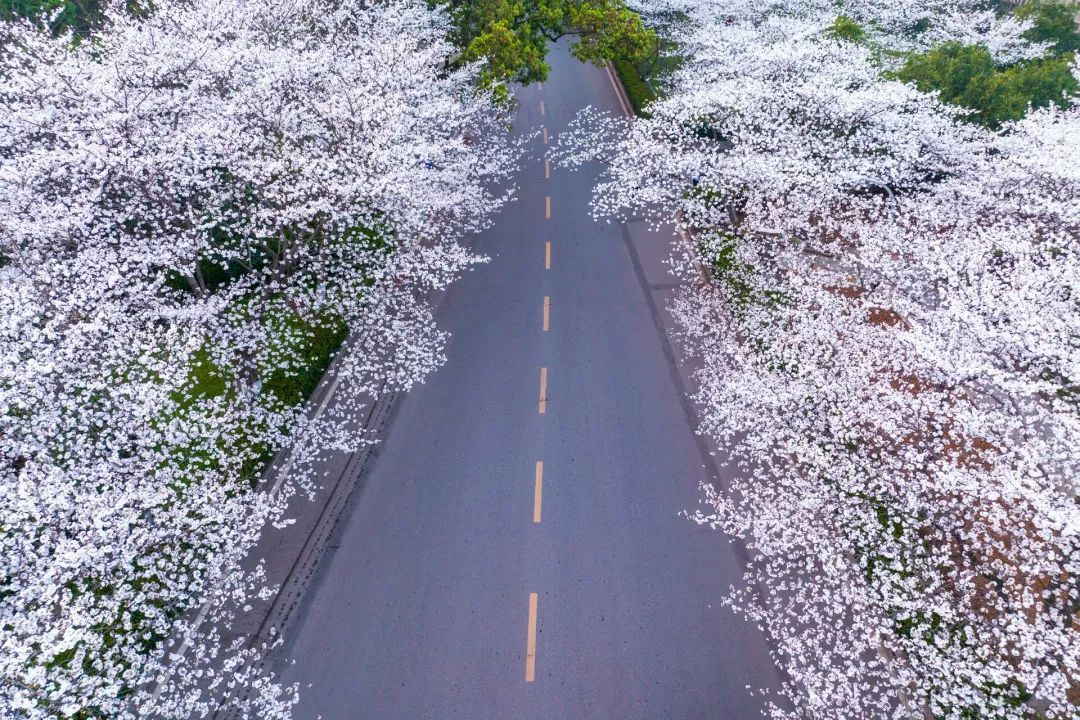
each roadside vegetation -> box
[896,40,1076,128]
[610,7,685,116]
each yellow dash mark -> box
[525,593,539,682]
[543,296,550,332]
[538,367,547,414]
[545,242,551,270]
[543,127,548,145]
[540,101,546,116]
[533,462,543,523]
[545,196,551,220]
[545,159,551,179]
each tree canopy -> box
[436,0,656,89]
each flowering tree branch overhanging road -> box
[0,0,518,715]
[558,0,1080,718]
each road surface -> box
[271,42,782,719]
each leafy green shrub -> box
[830,15,866,44]
[612,56,656,117]
[895,41,1078,128]
[1017,0,1080,54]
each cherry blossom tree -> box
[560,0,1080,717]
[0,0,518,716]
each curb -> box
[213,382,399,719]
[209,265,466,716]
[248,388,398,655]
[605,60,636,118]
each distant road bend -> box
[271,41,783,720]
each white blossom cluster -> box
[562,1,1080,717]
[0,0,517,716]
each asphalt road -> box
[271,42,783,720]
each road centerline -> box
[538,367,547,414]
[525,592,539,682]
[543,296,550,332]
[533,462,543,523]
[545,241,551,270]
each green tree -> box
[1017,0,1080,54]
[437,0,655,90]
[896,41,1078,128]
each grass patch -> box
[166,305,349,488]
[705,234,756,312]
[260,310,348,408]
[702,233,789,314]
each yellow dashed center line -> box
[538,367,547,414]
[531,80,550,681]
[525,592,539,681]
[533,462,543,523]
